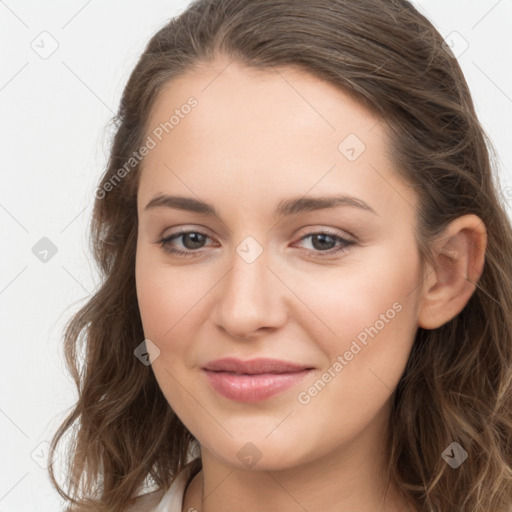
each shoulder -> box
[125,489,166,512]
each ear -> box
[418,214,487,330]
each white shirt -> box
[152,458,202,512]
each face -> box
[135,56,424,471]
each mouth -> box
[202,358,314,402]
[202,357,313,374]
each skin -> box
[134,55,487,512]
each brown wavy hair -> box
[48,0,512,510]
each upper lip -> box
[202,357,313,375]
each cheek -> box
[135,250,216,406]
[290,239,421,380]
[135,257,202,410]
[135,252,209,343]
[288,249,421,448]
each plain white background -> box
[1,1,511,510]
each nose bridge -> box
[214,234,285,338]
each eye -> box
[158,230,213,257]
[294,231,355,258]
[157,229,355,258]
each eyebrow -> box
[144,194,377,217]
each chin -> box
[201,435,316,472]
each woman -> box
[49,1,512,511]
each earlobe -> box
[418,215,487,330]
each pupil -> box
[184,233,205,249]
[313,234,334,250]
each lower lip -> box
[203,369,312,402]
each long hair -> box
[48,1,512,510]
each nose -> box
[213,243,288,340]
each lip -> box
[202,357,314,402]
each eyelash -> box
[157,229,355,259]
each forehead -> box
[137,58,415,218]
[146,58,380,152]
